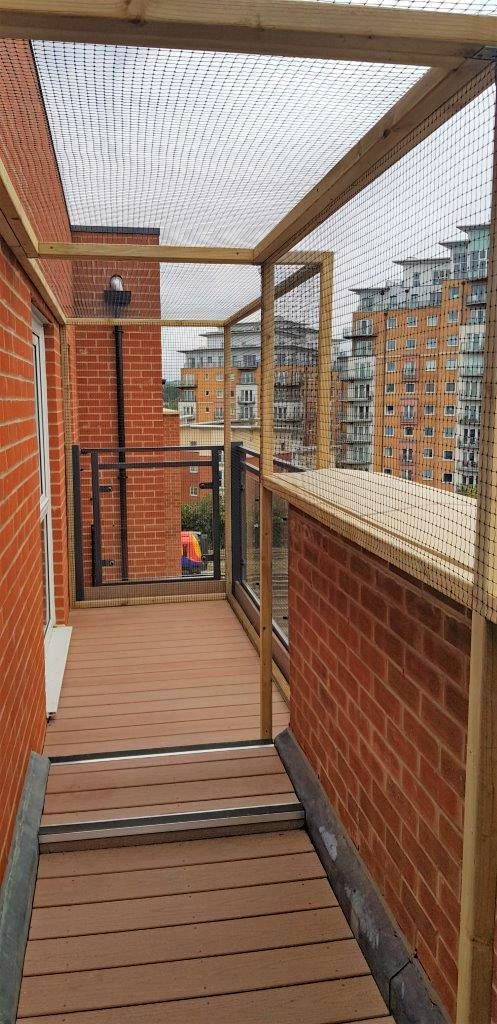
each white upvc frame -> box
[32,312,56,649]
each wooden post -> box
[456,71,497,1024]
[259,261,275,740]
[316,252,334,469]
[223,324,232,595]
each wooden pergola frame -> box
[0,7,496,1021]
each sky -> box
[31,0,496,379]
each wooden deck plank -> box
[18,940,367,1016]
[41,789,296,824]
[48,745,278,776]
[17,977,389,1024]
[43,772,292,814]
[44,713,289,745]
[37,830,312,878]
[34,852,321,907]
[28,878,337,939]
[58,683,261,706]
[55,692,263,716]
[22,907,351,975]
[43,728,287,755]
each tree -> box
[181,495,225,548]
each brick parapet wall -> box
[288,507,470,1020]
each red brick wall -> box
[72,232,181,581]
[288,508,470,1020]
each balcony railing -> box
[456,460,479,474]
[458,413,481,424]
[466,294,487,306]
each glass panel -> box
[241,467,260,599]
[272,495,289,641]
[32,334,47,501]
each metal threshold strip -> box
[49,738,275,766]
[38,802,305,850]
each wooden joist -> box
[0,1,496,66]
[66,319,226,327]
[39,242,255,264]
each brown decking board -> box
[45,601,287,756]
[18,832,391,1024]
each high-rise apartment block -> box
[336,225,489,492]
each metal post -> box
[211,446,222,580]
[231,442,243,588]
[90,449,103,587]
[71,444,85,601]
[114,325,129,579]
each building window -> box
[447,310,459,323]
[205,390,210,396]
[384,426,394,436]
[405,383,415,393]
[407,316,417,326]
[190,465,198,474]
[425,359,436,371]
[443,450,453,460]
[423,448,433,458]
[443,473,453,483]
[445,382,456,393]
[424,426,434,437]
[406,338,416,349]
[425,381,435,394]
[386,361,395,372]
[426,338,437,349]
[216,373,223,381]
[446,359,457,370]
[383,468,392,475]
[449,287,459,299]
[385,383,395,394]
[447,335,459,347]
[383,446,393,457]
[424,404,435,415]
[427,315,438,326]
[386,339,396,351]
[422,469,433,480]
[189,485,198,497]
[444,427,455,437]
[444,405,455,415]
[385,405,395,415]
[404,427,414,437]
[216,389,223,398]
[387,317,397,329]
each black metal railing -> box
[72,444,223,599]
[231,443,303,649]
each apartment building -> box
[336,224,489,492]
[178,320,318,458]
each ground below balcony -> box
[44,599,289,757]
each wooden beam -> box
[259,261,275,741]
[223,324,232,596]
[225,260,322,328]
[255,60,493,265]
[38,242,255,264]
[0,156,38,258]
[316,252,334,470]
[456,66,497,1024]
[1,2,496,65]
[66,318,225,327]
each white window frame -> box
[32,314,55,647]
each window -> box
[444,405,455,415]
[426,338,437,349]
[405,383,415,393]
[443,450,453,460]
[383,446,393,457]
[446,359,457,370]
[425,359,436,371]
[445,382,456,393]
[422,469,433,480]
[407,316,417,326]
[385,404,395,415]
[406,338,416,349]
[402,405,415,421]
[449,286,459,299]
[425,381,435,394]
[385,383,395,394]
[205,390,210,396]
[383,468,392,475]
[424,404,435,415]
[404,427,414,437]
[204,373,209,380]
[447,335,459,347]
[444,427,455,438]
[386,361,395,373]
[387,317,397,329]
[424,426,434,437]
[427,315,438,326]
[402,448,413,464]
[423,448,433,458]
[189,485,198,497]
[189,465,198,474]
[447,310,459,323]
[216,373,223,381]
[386,339,396,351]
[216,389,223,398]
[443,473,453,484]
[384,426,394,436]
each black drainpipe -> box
[114,324,129,580]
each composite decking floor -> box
[18,828,393,1024]
[44,600,288,756]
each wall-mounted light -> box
[104,274,131,311]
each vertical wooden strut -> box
[260,262,275,740]
[316,252,334,469]
[456,70,497,1024]
[223,324,232,596]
